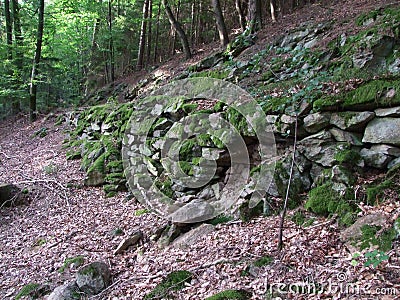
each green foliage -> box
[291,211,315,227]
[334,149,362,167]
[15,283,41,300]
[358,225,396,251]
[207,215,233,225]
[134,208,150,216]
[364,250,389,268]
[205,289,252,300]
[253,256,273,267]
[144,270,193,299]
[58,256,85,273]
[366,179,392,204]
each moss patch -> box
[144,270,193,299]
[205,289,252,300]
[58,256,85,273]
[15,283,41,300]
[357,225,396,251]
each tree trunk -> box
[270,0,277,22]
[11,0,23,113]
[211,0,229,47]
[146,0,152,64]
[153,0,161,63]
[137,0,149,70]
[29,0,44,122]
[162,0,191,59]
[235,0,246,32]
[247,0,261,32]
[108,0,115,81]
[4,0,12,60]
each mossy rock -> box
[15,283,49,300]
[205,289,252,300]
[357,225,396,251]
[239,200,265,222]
[314,78,400,111]
[305,181,356,226]
[144,270,193,299]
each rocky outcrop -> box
[76,261,111,296]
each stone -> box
[375,106,400,117]
[157,224,182,248]
[172,224,215,249]
[298,130,342,167]
[388,157,400,169]
[76,261,111,296]
[48,282,80,300]
[114,230,143,255]
[370,144,400,157]
[284,100,312,117]
[363,118,400,146]
[330,111,375,132]
[389,58,400,74]
[330,165,355,186]
[303,112,330,133]
[170,200,215,223]
[360,148,392,169]
[84,170,105,186]
[0,183,25,207]
[329,128,363,146]
[340,213,388,244]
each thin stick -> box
[277,113,298,251]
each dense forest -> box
[0,0,312,121]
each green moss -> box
[190,69,229,79]
[15,283,41,300]
[314,78,400,110]
[58,256,85,273]
[207,215,233,225]
[334,149,362,167]
[205,289,252,300]
[366,179,392,204]
[144,270,193,299]
[253,256,273,267]
[355,9,380,26]
[87,152,106,174]
[135,208,150,216]
[358,225,396,251]
[291,211,315,227]
[182,103,198,114]
[155,178,174,198]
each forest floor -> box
[1,0,400,299]
[0,111,399,299]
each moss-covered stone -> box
[144,270,193,299]
[357,225,396,251]
[205,289,252,300]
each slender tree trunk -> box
[170,0,181,55]
[190,0,196,45]
[146,0,152,65]
[247,0,261,32]
[137,0,149,70]
[235,0,246,32]
[162,0,191,59]
[29,0,45,122]
[11,0,22,113]
[4,0,12,60]
[153,0,161,63]
[270,0,277,22]
[108,0,115,81]
[211,0,229,47]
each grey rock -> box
[114,230,143,255]
[284,100,312,117]
[330,111,375,132]
[363,118,400,146]
[389,58,400,74]
[360,148,392,169]
[388,157,400,169]
[157,224,182,248]
[303,112,330,133]
[48,282,80,300]
[84,170,105,187]
[76,261,111,295]
[172,224,215,249]
[170,200,215,223]
[375,106,400,117]
[331,165,355,186]
[370,144,400,157]
[329,128,363,146]
[198,187,215,200]
[298,130,342,167]
[340,213,388,244]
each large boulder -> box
[363,118,400,146]
[172,224,215,249]
[76,261,111,295]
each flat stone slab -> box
[363,118,400,146]
[375,106,400,117]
